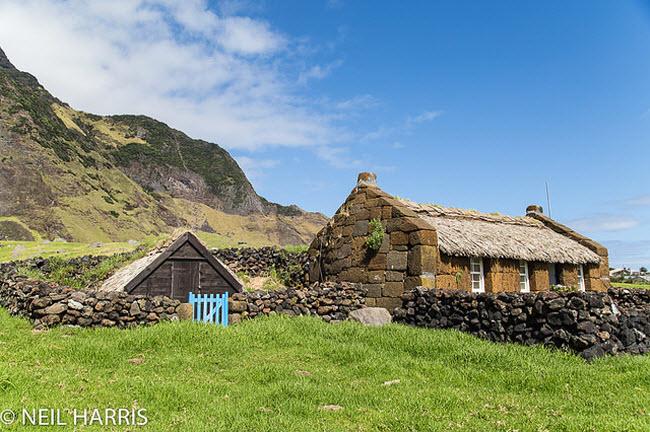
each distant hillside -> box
[0,46,327,245]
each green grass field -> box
[0,233,307,264]
[0,240,142,263]
[612,282,650,290]
[1,310,649,431]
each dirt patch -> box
[245,276,285,291]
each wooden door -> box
[172,261,200,302]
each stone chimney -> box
[526,205,543,216]
[357,172,377,187]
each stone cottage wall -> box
[527,210,610,291]
[395,287,650,360]
[308,173,439,310]
[435,254,471,290]
[529,261,550,291]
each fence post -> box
[189,292,195,322]
[222,292,229,327]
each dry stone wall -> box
[395,287,650,360]
[212,247,309,287]
[0,263,364,329]
[228,282,366,324]
[0,270,183,329]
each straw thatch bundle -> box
[398,200,601,264]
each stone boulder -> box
[348,307,392,326]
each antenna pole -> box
[546,181,552,218]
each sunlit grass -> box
[612,282,650,290]
[0,310,649,431]
[0,240,141,263]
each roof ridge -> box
[396,198,542,227]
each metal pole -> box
[546,181,552,218]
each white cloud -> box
[407,110,442,126]
[335,94,379,111]
[0,0,342,152]
[316,146,361,169]
[359,109,442,144]
[624,194,650,207]
[298,60,343,85]
[219,16,286,55]
[566,215,640,232]
[360,126,392,143]
[393,141,405,149]
[235,156,279,182]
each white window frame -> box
[470,257,485,293]
[519,260,530,293]
[577,264,585,292]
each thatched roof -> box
[100,253,159,293]
[398,200,602,265]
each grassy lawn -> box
[612,282,650,290]
[0,311,649,430]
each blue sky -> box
[0,1,648,268]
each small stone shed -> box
[308,173,610,310]
[100,231,243,302]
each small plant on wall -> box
[365,218,385,251]
[455,271,464,288]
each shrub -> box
[365,218,385,251]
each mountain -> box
[0,46,327,245]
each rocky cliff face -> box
[0,46,327,244]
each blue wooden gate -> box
[188,292,228,326]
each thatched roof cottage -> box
[100,231,243,302]
[308,173,610,310]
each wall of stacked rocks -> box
[0,269,183,330]
[308,173,438,311]
[212,247,309,287]
[394,287,650,360]
[0,265,365,329]
[227,282,366,324]
[0,246,311,290]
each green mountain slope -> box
[0,46,327,245]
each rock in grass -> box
[348,307,392,326]
[177,303,193,321]
[319,405,343,411]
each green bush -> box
[365,218,384,251]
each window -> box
[470,257,484,293]
[577,265,585,291]
[548,263,557,286]
[519,260,530,293]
